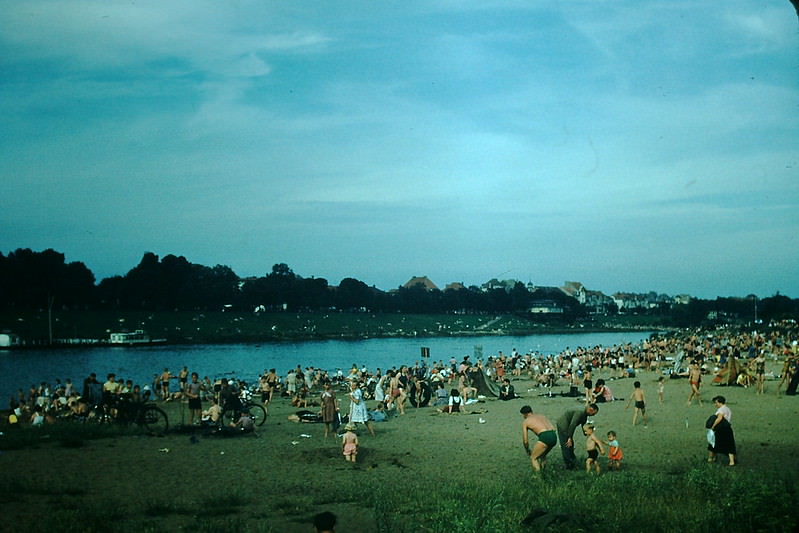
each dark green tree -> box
[0,248,95,310]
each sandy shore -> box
[1,368,798,532]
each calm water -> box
[0,331,653,401]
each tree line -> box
[1,248,797,327]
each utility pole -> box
[753,295,758,324]
[48,294,55,345]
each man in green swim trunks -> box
[520,405,557,472]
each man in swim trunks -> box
[520,405,557,472]
[686,360,703,406]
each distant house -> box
[585,289,616,314]
[403,276,439,291]
[0,333,21,348]
[613,293,649,311]
[529,300,565,314]
[445,282,466,291]
[561,281,587,304]
[482,278,520,292]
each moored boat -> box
[109,329,166,346]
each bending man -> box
[556,403,599,469]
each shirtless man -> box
[259,372,271,410]
[178,366,189,393]
[686,360,703,406]
[159,368,172,401]
[264,368,279,406]
[520,405,557,472]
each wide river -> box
[0,331,654,401]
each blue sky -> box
[1,1,797,299]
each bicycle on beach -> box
[221,399,267,427]
[92,397,170,436]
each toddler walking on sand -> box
[342,423,359,462]
[584,424,605,474]
[605,430,623,471]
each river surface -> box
[0,331,653,400]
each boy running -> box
[626,381,648,427]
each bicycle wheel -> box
[92,405,113,425]
[141,405,169,436]
[221,407,236,426]
[248,403,267,426]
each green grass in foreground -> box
[0,460,796,532]
[365,468,797,533]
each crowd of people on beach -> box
[5,325,799,470]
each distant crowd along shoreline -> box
[5,325,798,428]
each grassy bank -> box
[0,309,662,345]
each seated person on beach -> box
[439,389,465,414]
[231,410,254,432]
[432,382,449,407]
[537,368,556,388]
[287,410,323,423]
[592,380,614,403]
[459,373,478,401]
[369,402,388,422]
[499,379,518,401]
[202,398,223,425]
[129,385,143,403]
[292,385,310,408]
[30,405,45,426]
[164,390,184,402]
[736,370,753,388]
[69,395,90,418]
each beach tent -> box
[469,368,500,397]
[713,355,740,385]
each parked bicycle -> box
[93,397,169,436]
[221,399,266,427]
[212,379,267,427]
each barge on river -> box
[109,329,167,346]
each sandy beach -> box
[1,368,798,532]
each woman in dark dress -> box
[320,383,338,439]
[707,395,737,466]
